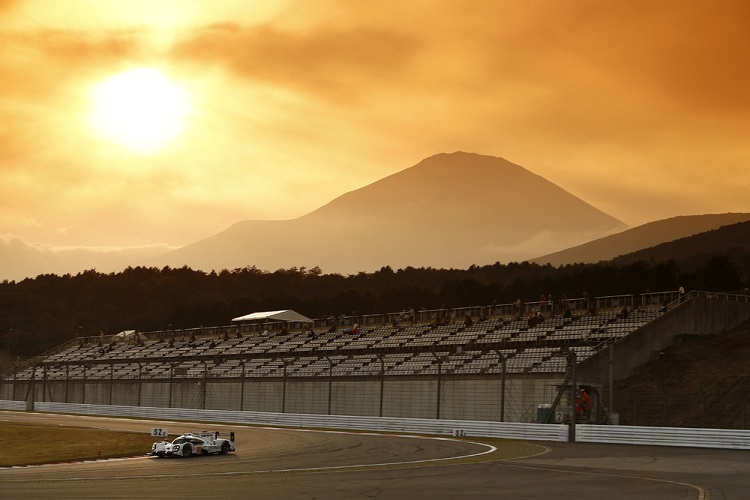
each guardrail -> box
[578,424,750,450]
[15,401,750,450]
[31,401,566,441]
[0,400,27,411]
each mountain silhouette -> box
[150,152,626,273]
[612,219,750,270]
[532,213,750,266]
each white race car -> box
[151,431,235,458]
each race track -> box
[1,411,748,499]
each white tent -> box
[114,330,137,338]
[231,309,313,324]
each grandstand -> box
[3,290,750,424]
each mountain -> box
[612,220,750,270]
[150,152,626,273]
[531,213,750,266]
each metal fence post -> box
[240,361,246,412]
[202,361,208,410]
[42,365,47,403]
[378,354,385,417]
[82,363,87,404]
[568,348,577,442]
[608,339,614,422]
[280,358,288,413]
[168,363,174,409]
[326,356,334,415]
[109,363,114,406]
[64,365,69,403]
[496,350,506,422]
[432,353,443,419]
[137,363,143,407]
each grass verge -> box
[0,422,155,467]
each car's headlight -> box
[172,445,180,451]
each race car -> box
[150,430,235,458]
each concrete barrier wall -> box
[578,297,750,382]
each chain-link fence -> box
[613,385,750,430]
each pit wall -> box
[578,297,750,382]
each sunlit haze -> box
[2,1,750,278]
[90,68,192,153]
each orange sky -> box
[1,1,749,275]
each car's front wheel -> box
[181,445,192,458]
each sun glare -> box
[90,68,191,153]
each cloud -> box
[0,0,19,14]
[170,22,419,103]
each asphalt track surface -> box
[1,412,748,499]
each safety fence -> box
[1,372,565,424]
[6,401,749,450]
[613,385,750,430]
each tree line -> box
[0,252,747,359]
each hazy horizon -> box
[2,1,750,278]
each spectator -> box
[619,306,629,319]
[575,388,592,420]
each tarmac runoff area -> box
[0,411,748,499]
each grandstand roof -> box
[231,309,313,324]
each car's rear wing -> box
[197,430,235,444]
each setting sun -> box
[90,68,191,153]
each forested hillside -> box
[2,250,747,360]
